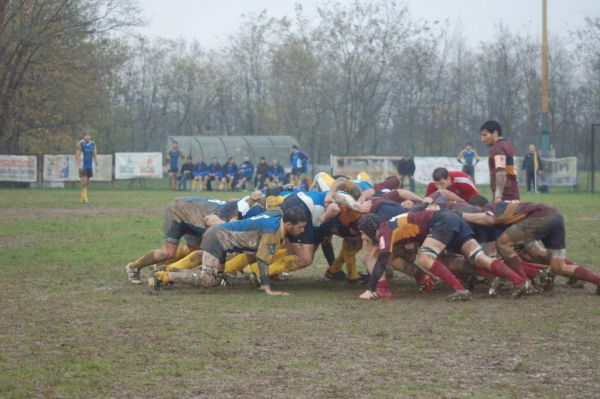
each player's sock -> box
[80,187,85,203]
[490,259,526,286]
[266,255,300,275]
[430,261,465,291]
[327,251,345,274]
[224,253,250,273]
[504,255,528,280]
[343,245,360,281]
[166,250,202,271]
[83,187,89,203]
[477,268,497,282]
[520,262,544,279]
[130,251,156,270]
[321,242,336,266]
[571,266,600,286]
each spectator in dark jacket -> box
[236,155,254,191]
[396,155,416,192]
[205,157,223,191]
[178,156,194,191]
[522,144,543,193]
[254,156,269,189]
[221,157,238,191]
[268,158,285,187]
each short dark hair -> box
[358,214,380,243]
[291,144,299,150]
[480,120,502,136]
[467,195,489,207]
[282,206,307,225]
[465,142,472,146]
[432,167,449,182]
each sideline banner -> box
[43,154,113,181]
[115,152,163,179]
[332,155,577,187]
[0,155,37,182]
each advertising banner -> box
[0,155,37,182]
[115,152,163,179]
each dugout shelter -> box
[168,135,299,165]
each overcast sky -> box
[136,0,599,48]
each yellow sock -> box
[155,271,170,283]
[191,180,197,191]
[224,254,250,273]
[80,187,85,203]
[166,250,201,271]
[344,248,360,280]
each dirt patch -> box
[0,205,162,223]
[0,235,40,250]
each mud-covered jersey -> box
[219,211,285,264]
[379,210,436,253]
[488,138,519,200]
[483,201,559,226]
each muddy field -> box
[1,189,599,398]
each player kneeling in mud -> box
[357,209,534,301]
[148,206,307,296]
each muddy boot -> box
[446,290,472,302]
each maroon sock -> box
[413,269,426,282]
[521,263,542,280]
[490,259,526,286]
[478,268,496,281]
[572,266,600,286]
[430,261,465,291]
[521,261,546,271]
[505,255,528,280]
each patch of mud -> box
[0,205,162,223]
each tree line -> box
[1,0,599,166]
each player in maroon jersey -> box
[480,120,520,202]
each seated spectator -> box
[268,158,285,187]
[221,157,238,191]
[254,156,269,190]
[204,157,223,191]
[236,155,254,191]
[178,156,194,191]
[191,155,208,192]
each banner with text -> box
[332,156,577,187]
[115,152,163,179]
[43,154,113,181]
[0,155,37,182]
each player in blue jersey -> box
[457,142,480,181]
[165,141,185,191]
[149,207,307,296]
[290,144,309,188]
[75,131,98,203]
[124,196,262,284]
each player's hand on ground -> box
[261,284,289,296]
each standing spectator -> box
[480,120,520,202]
[522,144,543,193]
[236,155,254,191]
[165,141,184,191]
[178,156,194,191]
[290,144,309,188]
[254,156,269,190]
[205,157,223,191]
[457,142,479,182]
[396,155,416,192]
[75,131,98,204]
[268,158,285,187]
[221,157,238,191]
[191,155,208,192]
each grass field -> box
[1,187,600,398]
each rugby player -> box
[149,206,308,296]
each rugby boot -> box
[446,290,472,301]
[124,263,141,284]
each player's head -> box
[227,156,235,164]
[186,156,192,162]
[272,158,279,165]
[528,144,536,153]
[467,195,489,207]
[259,156,266,164]
[356,171,372,185]
[358,214,380,244]
[171,140,178,149]
[432,167,451,189]
[291,144,299,152]
[465,142,472,150]
[480,120,502,146]
[83,131,91,142]
[282,206,308,237]
[243,155,250,162]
